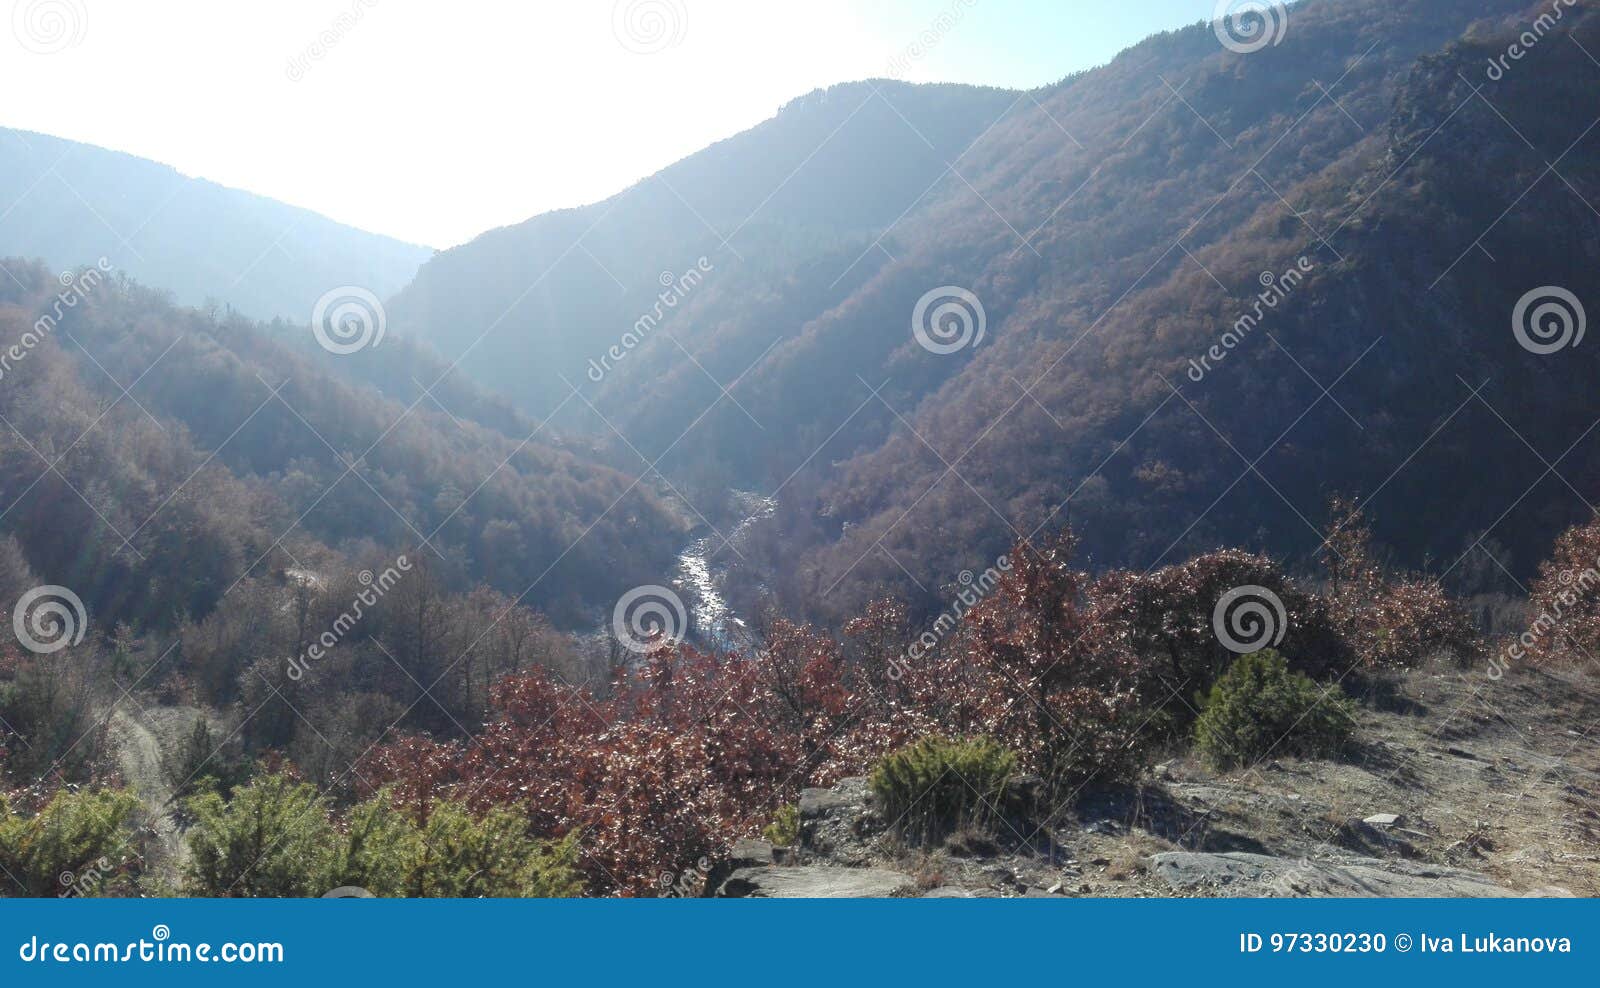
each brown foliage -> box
[360,532,1171,894]
[1522,515,1600,666]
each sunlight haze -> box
[0,0,1219,247]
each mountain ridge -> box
[0,126,432,321]
[387,0,1597,624]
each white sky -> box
[0,1,1220,248]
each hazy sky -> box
[0,0,1222,248]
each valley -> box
[2,0,1599,902]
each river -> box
[672,490,775,651]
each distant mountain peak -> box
[0,126,432,321]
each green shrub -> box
[183,773,336,897]
[0,787,139,897]
[0,658,105,783]
[761,803,799,847]
[410,802,581,898]
[167,717,249,807]
[185,775,582,898]
[869,736,1017,845]
[329,794,420,898]
[1193,649,1355,770]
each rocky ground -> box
[712,662,1600,897]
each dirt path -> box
[107,705,189,882]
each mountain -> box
[388,0,1600,623]
[0,128,431,320]
[0,258,686,631]
[385,80,1021,425]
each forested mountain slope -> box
[390,0,1600,622]
[0,260,684,631]
[0,128,431,320]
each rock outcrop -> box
[717,865,914,898]
[1147,851,1507,897]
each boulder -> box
[728,838,775,869]
[1001,774,1046,812]
[798,777,880,864]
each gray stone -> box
[799,777,870,819]
[798,777,880,864]
[1002,773,1046,810]
[921,886,975,898]
[716,865,914,898]
[1152,844,1497,895]
[1363,813,1403,828]
[728,838,774,869]
[1148,851,1505,898]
